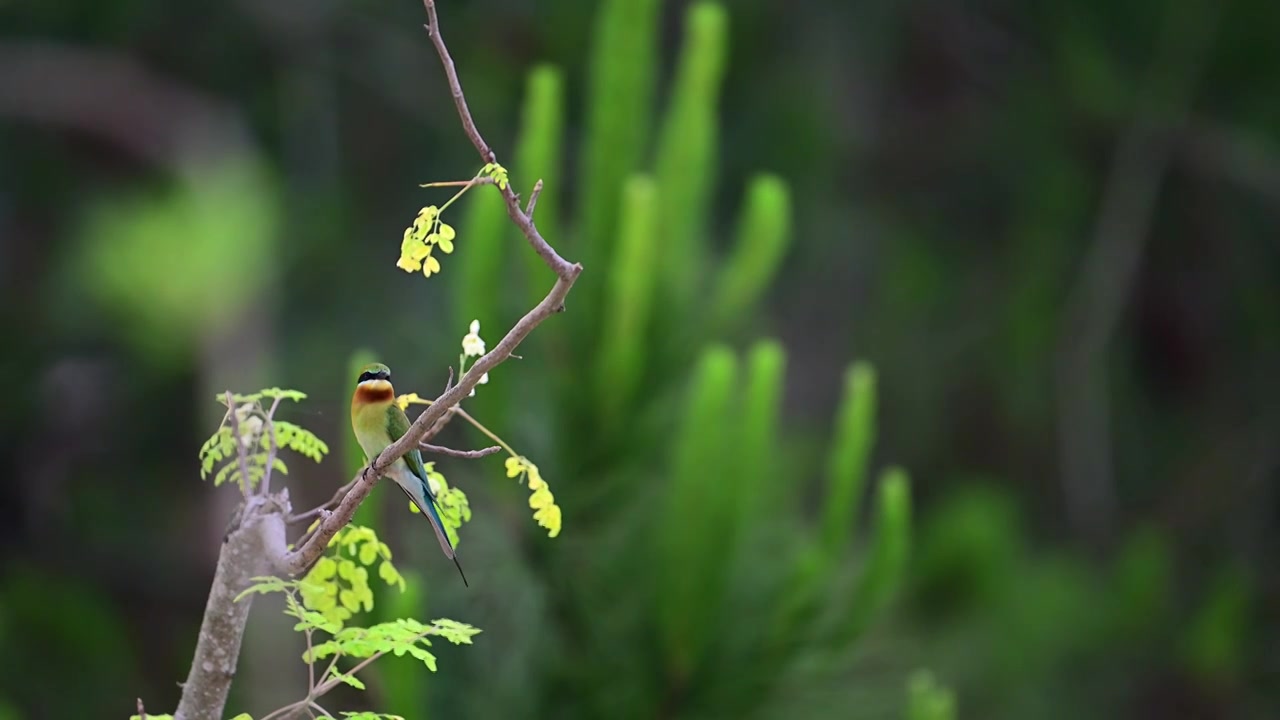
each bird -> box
[350,362,467,586]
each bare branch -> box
[274,0,581,578]
[259,699,309,720]
[418,177,496,189]
[423,0,581,279]
[287,479,356,525]
[525,178,544,217]
[137,698,147,720]
[422,404,457,443]
[260,395,284,497]
[224,392,255,500]
[175,3,584,717]
[421,443,503,459]
[1054,2,1216,544]
[277,274,576,574]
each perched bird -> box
[350,362,467,586]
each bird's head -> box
[356,362,392,385]
[353,363,395,403]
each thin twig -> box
[423,0,581,278]
[420,443,502,459]
[261,395,284,497]
[305,626,316,693]
[225,392,255,500]
[1054,1,1216,544]
[418,177,496,188]
[421,404,457,443]
[278,274,577,574]
[287,479,356,525]
[290,509,330,560]
[454,405,519,456]
[309,701,333,718]
[525,179,544,217]
[136,699,147,720]
[260,699,309,720]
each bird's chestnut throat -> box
[353,380,395,405]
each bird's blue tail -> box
[396,482,469,587]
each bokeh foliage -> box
[1,0,1277,717]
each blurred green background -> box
[1,0,1278,717]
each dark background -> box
[1,0,1278,717]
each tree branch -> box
[1054,1,1216,545]
[421,442,503,459]
[525,179,544,217]
[173,2,582,717]
[174,501,280,719]
[274,273,577,575]
[267,0,582,576]
[422,0,579,279]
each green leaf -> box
[79,158,278,366]
[576,0,661,324]
[595,175,659,428]
[841,467,911,644]
[710,174,792,330]
[659,346,739,676]
[514,64,565,306]
[734,340,785,528]
[329,666,367,691]
[234,576,293,602]
[653,1,729,306]
[260,387,307,402]
[821,362,877,561]
[906,670,956,720]
[429,618,482,645]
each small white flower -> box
[238,414,263,448]
[468,372,490,397]
[462,319,486,357]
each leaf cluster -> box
[197,388,328,492]
[310,616,481,677]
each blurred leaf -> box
[711,174,792,331]
[454,171,509,342]
[596,175,659,426]
[576,0,661,325]
[653,1,729,306]
[1181,563,1254,681]
[911,484,1024,618]
[840,467,911,644]
[659,345,739,678]
[75,157,278,365]
[1107,524,1172,640]
[821,362,877,561]
[514,64,565,307]
[734,340,786,524]
[906,669,956,720]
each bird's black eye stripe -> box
[357,370,390,383]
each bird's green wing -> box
[385,403,433,489]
